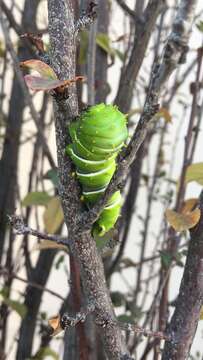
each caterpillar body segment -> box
[76,163,116,189]
[66,103,128,236]
[93,191,122,236]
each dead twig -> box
[8,214,68,246]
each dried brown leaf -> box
[48,316,63,336]
[165,208,200,232]
[181,198,198,214]
[24,75,85,92]
[156,107,172,122]
[20,59,57,79]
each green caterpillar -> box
[66,103,128,236]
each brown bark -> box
[47,1,132,358]
[162,192,203,360]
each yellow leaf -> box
[20,59,57,80]
[200,306,203,320]
[165,208,200,232]
[185,163,203,186]
[33,240,67,251]
[48,316,63,336]
[156,107,172,122]
[181,198,198,214]
[43,197,64,234]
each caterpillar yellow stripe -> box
[66,103,128,237]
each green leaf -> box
[44,169,59,188]
[185,162,203,186]
[96,33,115,57]
[40,311,47,321]
[96,34,124,61]
[79,32,123,64]
[111,291,125,307]
[43,197,64,234]
[159,250,173,269]
[55,255,65,270]
[22,191,52,207]
[196,21,203,33]
[114,49,124,62]
[7,299,27,318]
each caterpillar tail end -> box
[92,191,122,237]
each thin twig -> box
[0,268,65,301]
[94,312,170,341]
[8,214,69,246]
[118,321,170,341]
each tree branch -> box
[118,322,170,341]
[60,303,170,341]
[48,0,83,233]
[47,1,133,358]
[78,0,198,233]
[114,0,165,113]
[9,215,68,246]
[162,191,203,359]
[116,0,136,19]
[61,302,95,329]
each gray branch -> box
[114,0,165,113]
[116,0,136,19]
[78,0,198,233]
[60,302,170,341]
[9,215,68,246]
[47,1,133,358]
[162,191,203,359]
